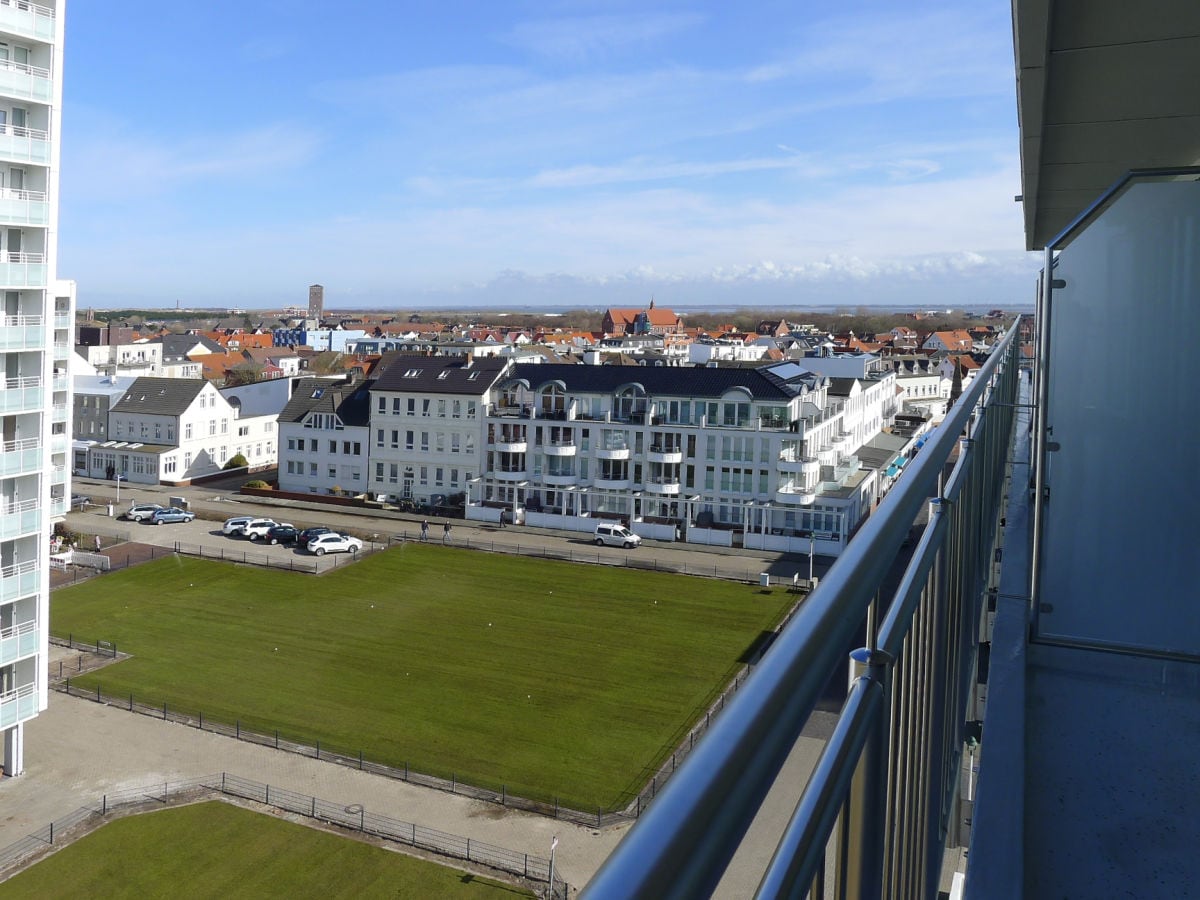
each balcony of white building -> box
[0,313,43,351]
[0,54,51,103]
[0,250,46,288]
[0,121,50,166]
[0,374,40,414]
[0,0,57,43]
[0,186,47,227]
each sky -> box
[59,0,1036,311]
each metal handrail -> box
[1046,166,1200,251]
[583,321,1020,899]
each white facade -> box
[367,360,510,503]
[1,0,66,777]
[281,424,369,495]
[73,341,162,377]
[466,363,893,556]
[103,380,276,482]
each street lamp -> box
[548,835,558,896]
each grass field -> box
[52,546,793,810]
[1,801,532,898]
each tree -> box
[224,363,263,386]
[223,453,249,470]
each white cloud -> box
[503,12,706,62]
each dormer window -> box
[403,369,421,378]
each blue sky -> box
[60,0,1034,310]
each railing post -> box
[837,647,893,900]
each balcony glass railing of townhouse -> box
[0,0,56,42]
[0,56,52,102]
[584,322,1020,900]
[0,374,41,414]
[0,186,48,226]
[0,681,38,730]
[0,122,50,165]
[53,309,71,329]
[0,617,39,666]
[0,437,40,477]
[0,314,44,350]
[0,497,39,540]
[0,558,40,605]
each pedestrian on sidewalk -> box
[94,534,101,552]
[421,520,429,541]
[443,521,451,544]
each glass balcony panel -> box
[0,1,57,41]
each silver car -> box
[125,503,165,522]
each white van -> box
[594,523,642,548]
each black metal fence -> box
[53,676,629,829]
[0,773,568,898]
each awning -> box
[886,465,899,478]
[896,456,909,468]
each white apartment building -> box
[367,356,511,504]
[93,376,276,484]
[1,0,66,777]
[466,362,894,556]
[277,376,372,496]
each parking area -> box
[65,513,386,576]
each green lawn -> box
[52,546,792,810]
[1,801,531,899]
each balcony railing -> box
[584,322,1021,899]
[0,681,39,730]
[0,617,38,666]
[0,557,40,605]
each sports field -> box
[0,801,532,898]
[52,546,793,810]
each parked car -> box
[125,503,165,523]
[149,507,195,524]
[243,519,285,541]
[307,533,363,556]
[70,494,90,509]
[594,523,641,548]
[296,526,333,546]
[222,515,255,535]
[265,524,300,546]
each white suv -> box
[307,533,363,556]
[594,523,642,548]
[243,519,285,541]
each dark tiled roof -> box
[151,334,225,360]
[372,357,511,395]
[504,363,810,401]
[109,377,208,417]
[278,377,375,427]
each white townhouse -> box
[91,376,276,484]
[466,361,894,556]
[367,356,511,504]
[276,376,372,496]
[1,0,68,778]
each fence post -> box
[360,808,365,832]
[467,838,472,861]
[236,720,240,740]
[311,796,316,817]
[199,710,203,729]
[163,701,167,720]
[102,794,107,815]
[222,772,226,792]
[358,749,363,770]
[502,784,506,806]
[129,693,133,711]
[275,730,279,749]
[316,740,320,759]
[49,823,53,844]
[554,797,559,818]
[266,785,270,805]
[96,682,100,702]
[451,773,455,793]
[404,761,409,781]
